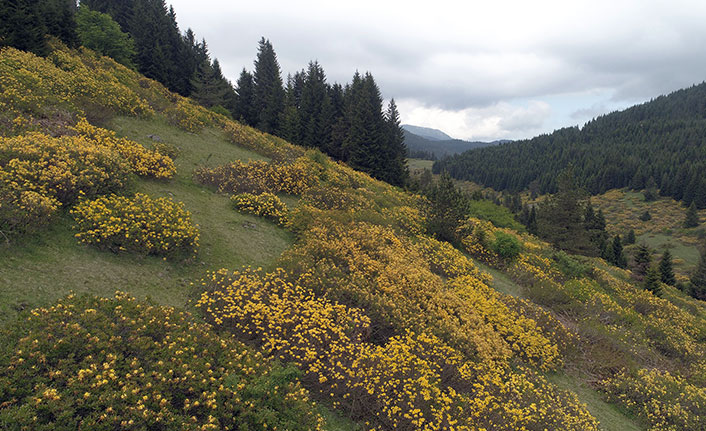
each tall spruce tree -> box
[632,243,652,281]
[191,59,231,109]
[233,69,257,126]
[609,234,628,268]
[253,37,285,135]
[383,99,409,187]
[345,72,387,179]
[0,0,48,56]
[299,61,328,149]
[659,249,676,286]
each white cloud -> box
[397,99,551,141]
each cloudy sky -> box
[168,0,706,141]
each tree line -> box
[433,82,706,208]
[1,0,407,187]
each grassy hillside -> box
[2,44,706,431]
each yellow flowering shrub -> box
[164,99,215,133]
[72,118,176,179]
[71,193,199,259]
[231,192,289,226]
[197,268,598,431]
[195,158,315,196]
[279,220,563,370]
[603,368,706,431]
[0,292,323,430]
[0,46,152,128]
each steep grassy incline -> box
[2,45,706,431]
[0,115,293,325]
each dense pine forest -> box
[434,82,706,208]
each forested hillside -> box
[434,82,706,207]
[405,129,498,159]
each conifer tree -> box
[536,168,593,254]
[233,69,257,126]
[383,99,409,187]
[610,234,627,268]
[632,243,652,281]
[0,0,49,56]
[253,37,285,135]
[191,59,230,109]
[426,172,468,244]
[625,229,636,245]
[299,61,328,149]
[659,249,676,286]
[644,265,663,297]
[684,202,700,228]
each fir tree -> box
[639,210,651,221]
[644,265,663,297]
[190,59,230,109]
[536,168,593,254]
[625,229,636,245]
[610,234,627,268]
[644,176,658,201]
[253,37,285,135]
[233,69,257,126]
[299,61,328,149]
[426,172,468,244]
[659,249,676,286]
[632,243,652,281]
[684,202,700,228]
[382,99,409,187]
[0,0,49,56]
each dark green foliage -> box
[492,231,522,260]
[691,246,706,300]
[639,210,652,221]
[608,235,628,268]
[644,265,663,297]
[625,229,636,245]
[191,59,233,109]
[425,172,468,244]
[536,169,594,255]
[632,243,652,281]
[644,177,658,202]
[233,69,257,126]
[684,202,700,228]
[76,5,135,68]
[584,203,609,258]
[253,37,285,134]
[659,249,676,286]
[0,0,78,56]
[80,0,222,99]
[433,82,706,208]
[553,251,590,279]
[382,99,409,187]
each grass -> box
[593,188,705,277]
[0,115,294,325]
[475,260,526,298]
[406,158,434,174]
[547,373,644,431]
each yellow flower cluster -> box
[0,292,323,430]
[197,268,598,431]
[603,368,706,431]
[279,220,562,370]
[195,158,315,196]
[0,132,131,235]
[72,118,176,179]
[231,192,290,226]
[0,46,152,130]
[71,193,199,260]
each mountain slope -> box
[1,45,706,431]
[402,124,454,140]
[434,82,706,207]
[405,129,499,158]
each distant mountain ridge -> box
[433,81,706,208]
[403,125,506,159]
[402,124,453,141]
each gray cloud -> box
[167,0,706,139]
